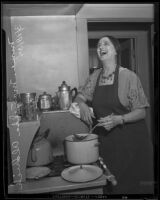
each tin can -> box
[19,93,37,121]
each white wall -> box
[4,4,154,98]
[10,16,79,97]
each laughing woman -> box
[74,36,154,194]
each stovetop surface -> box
[47,155,71,177]
[46,155,102,178]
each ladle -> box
[74,123,99,140]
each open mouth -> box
[100,51,107,56]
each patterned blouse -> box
[78,67,149,111]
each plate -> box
[26,166,51,179]
[61,165,103,183]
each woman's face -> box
[97,37,117,61]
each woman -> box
[74,36,154,194]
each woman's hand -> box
[97,114,122,131]
[78,102,95,125]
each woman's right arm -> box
[74,93,94,125]
[74,69,101,125]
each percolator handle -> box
[71,88,78,100]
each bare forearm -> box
[74,93,94,124]
[98,108,146,131]
[123,108,146,124]
[74,93,87,104]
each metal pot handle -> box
[98,157,117,186]
[31,146,37,162]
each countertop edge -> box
[8,175,107,194]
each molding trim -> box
[76,4,154,22]
[86,18,154,23]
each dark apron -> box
[92,66,154,194]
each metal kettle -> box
[37,92,52,111]
[27,129,53,167]
[57,81,77,110]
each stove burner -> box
[47,155,71,177]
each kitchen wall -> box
[7,15,79,98]
[3,4,154,100]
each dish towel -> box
[69,102,94,119]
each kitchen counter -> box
[7,110,89,183]
[8,174,107,194]
[7,110,107,194]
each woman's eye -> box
[104,42,109,46]
[98,42,108,48]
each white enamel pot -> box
[64,133,100,165]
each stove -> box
[45,155,117,186]
[46,155,102,178]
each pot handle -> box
[94,142,100,147]
[98,157,117,186]
[71,88,77,101]
[44,128,50,139]
[31,146,37,162]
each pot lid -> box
[65,133,98,142]
[39,91,51,98]
[61,165,103,183]
[58,81,70,91]
[26,167,51,179]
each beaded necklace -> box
[100,69,115,84]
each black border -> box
[1,1,159,199]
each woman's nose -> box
[99,45,105,50]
